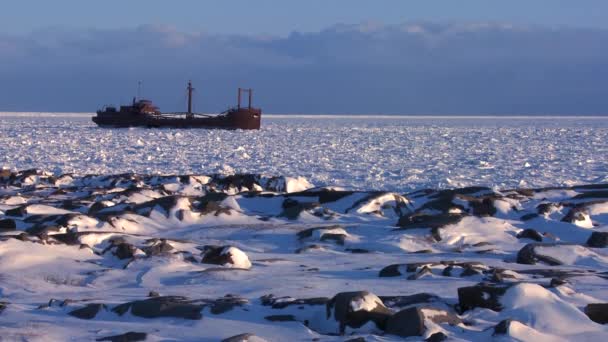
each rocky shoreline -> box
[1,169,607,341]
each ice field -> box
[1,113,607,192]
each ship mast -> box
[187,81,194,119]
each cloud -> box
[1,22,607,114]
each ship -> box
[92,82,261,129]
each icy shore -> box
[1,169,608,341]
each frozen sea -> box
[1,113,607,191]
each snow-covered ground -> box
[1,114,608,341]
[1,113,607,192]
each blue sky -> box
[3,0,607,34]
[1,1,607,114]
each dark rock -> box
[264,314,296,322]
[68,303,107,320]
[112,296,203,320]
[221,333,265,342]
[584,303,608,324]
[493,319,524,335]
[379,264,402,277]
[385,307,424,337]
[458,284,510,312]
[319,233,347,245]
[200,245,249,267]
[208,295,248,314]
[427,332,448,342]
[516,243,564,265]
[5,206,26,217]
[326,291,392,334]
[0,302,7,314]
[114,243,137,260]
[516,228,543,242]
[346,248,370,254]
[537,202,560,215]
[573,191,608,199]
[587,232,608,248]
[397,213,463,230]
[143,239,174,256]
[260,294,329,309]
[0,218,16,232]
[520,213,539,221]
[148,291,160,297]
[345,338,366,342]
[280,199,319,220]
[96,332,147,342]
[561,208,589,225]
[380,293,440,308]
[550,278,568,287]
[385,306,461,337]
[470,197,497,217]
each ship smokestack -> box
[187,81,193,116]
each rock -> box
[5,206,26,217]
[0,302,8,314]
[148,291,160,297]
[385,306,461,337]
[96,332,147,342]
[114,243,137,260]
[221,333,268,342]
[208,295,248,314]
[396,213,463,230]
[516,243,564,265]
[112,296,203,320]
[584,303,608,324]
[469,197,497,217]
[493,319,522,335]
[516,228,543,242]
[380,293,441,308]
[379,264,403,277]
[561,208,592,227]
[520,213,539,221]
[345,338,366,342]
[326,291,392,334]
[143,239,174,256]
[264,314,296,322]
[427,332,448,342]
[201,245,252,269]
[457,284,510,312]
[319,233,347,245]
[0,218,17,232]
[68,303,107,320]
[260,294,329,309]
[587,232,608,248]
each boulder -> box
[516,243,564,265]
[201,245,252,269]
[385,306,461,337]
[584,303,608,324]
[493,319,523,335]
[326,291,392,334]
[96,332,147,342]
[0,218,16,232]
[516,228,543,242]
[143,239,174,256]
[68,303,107,320]
[221,333,268,342]
[396,213,463,230]
[457,284,510,312]
[587,232,608,248]
[112,296,203,320]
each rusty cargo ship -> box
[92,82,261,129]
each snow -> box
[221,246,253,269]
[349,292,383,312]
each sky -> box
[0,1,607,114]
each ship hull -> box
[92,108,261,130]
